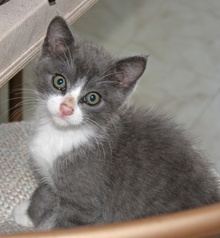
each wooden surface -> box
[8,71,23,121]
[3,203,220,238]
[0,0,99,88]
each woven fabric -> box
[0,122,38,234]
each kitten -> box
[14,16,220,229]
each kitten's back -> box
[105,107,220,220]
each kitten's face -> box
[35,16,147,128]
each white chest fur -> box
[30,122,95,184]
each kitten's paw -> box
[13,200,34,227]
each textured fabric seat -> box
[0,122,37,234]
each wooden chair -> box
[1,1,220,238]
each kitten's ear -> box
[42,16,74,56]
[112,56,148,91]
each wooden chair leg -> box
[8,71,23,122]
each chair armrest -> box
[3,202,220,238]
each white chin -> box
[52,115,81,128]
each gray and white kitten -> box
[14,16,220,229]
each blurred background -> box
[0,0,220,171]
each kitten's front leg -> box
[53,196,102,229]
[28,183,58,228]
[14,183,58,228]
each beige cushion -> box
[0,122,37,234]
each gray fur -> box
[28,16,220,229]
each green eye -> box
[83,92,101,106]
[53,75,66,90]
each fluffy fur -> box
[14,16,220,229]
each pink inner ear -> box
[115,66,139,88]
[116,72,130,88]
[48,39,67,56]
[114,57,147,89]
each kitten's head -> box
[35,16,147,128]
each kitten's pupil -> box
[90,94,96,102]
[57,79,63,85]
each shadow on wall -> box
[73,0,149,48]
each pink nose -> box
[60,103,74,116]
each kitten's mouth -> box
[49,112,72,127]
[50,111,82,128]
